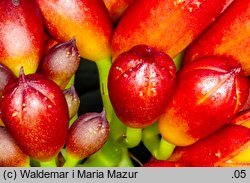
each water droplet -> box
[139,91,143,97]
[115,66,123,72]
[48,105,52,108]
[215,151,222,158]
[174,0,202,12]
[195,1,201,8]
[23,107,27,112]
[48,93,55,99]
[151,88,157,93]
[151,81,156,86]
[100,128,106,134]
[225,159,233,164]
[174,0,185,6]
[12,112,18,117]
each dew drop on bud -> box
[66,109,109,160]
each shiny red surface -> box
[1,72,69,161]
[108,44,176,128]
[111,0,228,60]
[0,0,44,76]
[184,0,250,75]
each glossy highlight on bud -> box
[0,127,30,167]
[0,68,69,161]
[183,0,250,75]
[41,38,80,89]
[0,0,44,76]
[111,0,229,60]
[35,0,113,62]
[66,109,109,162]
[108,44,176,128]
[169,124,250,167]
[158,56,249,146]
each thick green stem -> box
[142,122,175,160]
[39,157,57,167]
[109,112,127,144]
[95,58,113,123]
[118,148,134,167]
[81,137,121,167]
[157,137,176,160]
[123,127,142,148]
[63,154,79,167]
[110,112,142,148]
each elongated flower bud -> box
[63,85,80,120]
[0,127,30,167]
[66,109,109,161]
[158,56,249,146]
[41,38,80,89]
[1,68,69,161]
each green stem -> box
[110,112,142,148]
[123,127,142,148]
[39,157,57,167]
[69,113,78,127]
[63,154,79,167]
[65,74,75,89]
[142,123,175,160]
[118,148,134,167]
[173,52,183,72]
[81,137,122,167]
[157,137,176,160]
[109,112,127,144]
[30,158,40,167]
[95,58,113,123]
